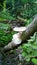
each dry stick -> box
[17,16,27,22]
[3,16,37,52]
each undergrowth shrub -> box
[20,32,37,65]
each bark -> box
[3,15,37,52]
[21,16,37,42]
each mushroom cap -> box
[12,33,22,44]
[13,27,26,32]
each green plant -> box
[0,23,12,46]
[20,32,37,64]
[0,10,16,21]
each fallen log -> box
[3,15,37,52]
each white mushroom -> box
[12,33,22,44]
[4,27,27,49]
[12,27,27,45]
[13,27,26,32]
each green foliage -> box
[0,11,16,21]
[0,0,37,19]
[0,23,12,46]
[32,58,37,65]
[20,32,37,64]
[21,0,28,4]
[25,18,32,26]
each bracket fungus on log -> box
[3,15,37,52]
[13,27,26,32]
[3,27,26,52]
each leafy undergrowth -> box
[25,18,32,26]
[0,11,16,21]
[0,23,13,46]
[20,32,37,65]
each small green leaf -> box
[32,58,37,64]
